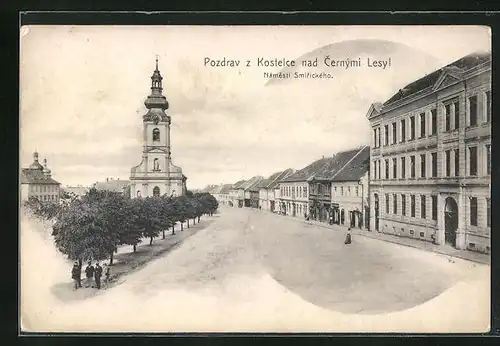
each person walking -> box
[84,261,95,288]
[94,262,103,290]
[103,264,111,287]
[71,262,81,290]
[344,228,352,245]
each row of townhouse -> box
[277,146,371,230]
[203,51,491,255]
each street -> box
[21,207,490,332]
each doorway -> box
[374,194,379,232]
[444,197,458,246]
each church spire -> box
[144,56,169,111]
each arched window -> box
[136,190,142,198]
[153,128,160,141]
[153,186,160,197]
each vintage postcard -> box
[19,25,491,333]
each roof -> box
[220,184,233,194]
[240,176,263,191]
[282,148,361,183]
[265,169,295,189]
[384,51,491,106]
[93,179,130,192]
[20,168,61,185]
[247,177,265,192]
[331,146,370,181]
[201,184,219,193]
[231,180,247,189]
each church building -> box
[129,59,187,198]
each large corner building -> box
[130,59,187,198]
[367,52,491,253]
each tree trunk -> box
[187,219,190,228]
[109,251,114,265]
[181,222,184,231]
[150,236,153,246]
[198,216,200,222]
[78,258,82,268]
[133,244,136,252]
[172,225,175,235]
[162,229,165,239]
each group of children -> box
[71,261,110,290]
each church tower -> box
[129,58,187,198]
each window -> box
[420,112,426,137]
[445,104,451,131]
[392,122,397,144]
[356,186,359,196]
[393,194,397,214]
[378,160,381,180]
[347,186,351,196]
[401,119,406,142]
[152,128,160,141]
[454,101,459,129]
[455,150,459,176]
[385,194,390,214]
[470,197,477,226]
[469,95,477,127]
[378,129,381,148]
[401,157,406,179]
[341,187,344,196]
[431,152,437,178]
[392,158,397,179]
[432,195,437,221]
[384,125,389,146]
[485,91,491,122]
[486,144,491,175]
[385,159,389,179]
[421,195,426,219]
[410,156,415,178]
[431,109,437,135]
[373,129,377,147]
[487,198,491,227]
[445,150,451,177]
[469,146,477,176]
[420,154,426,178]
[410,116,415,140]
[401,194,406,216]
[411,195,415,217]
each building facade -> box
[367,52,491,253]
[130,58,187,199]
[330,146,370,229]
[20,152,61,203]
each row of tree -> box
[23,189,219,266]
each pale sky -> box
[20,25,491,189]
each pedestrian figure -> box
[71,262,81,290]
[94,262,103,289]
[344,228,352,245]
[84,261,95,288]
[103,264,111,287]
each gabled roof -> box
[268,169,295,189]
[243,176,264,191]
[231,180,247,189]
[332,146,370,182]
[21,168,61,185]
[220,184,233,194]
[281,157,331,182]
[384,51,491,107]
[201,184,219,193]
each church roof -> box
[20,168,60,185]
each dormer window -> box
[153,128,160,141]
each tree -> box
[172,196,190,231]
[52,198,109,264]
[23,196,61,221]
[157,196,175,239]
[133,197,163,245]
